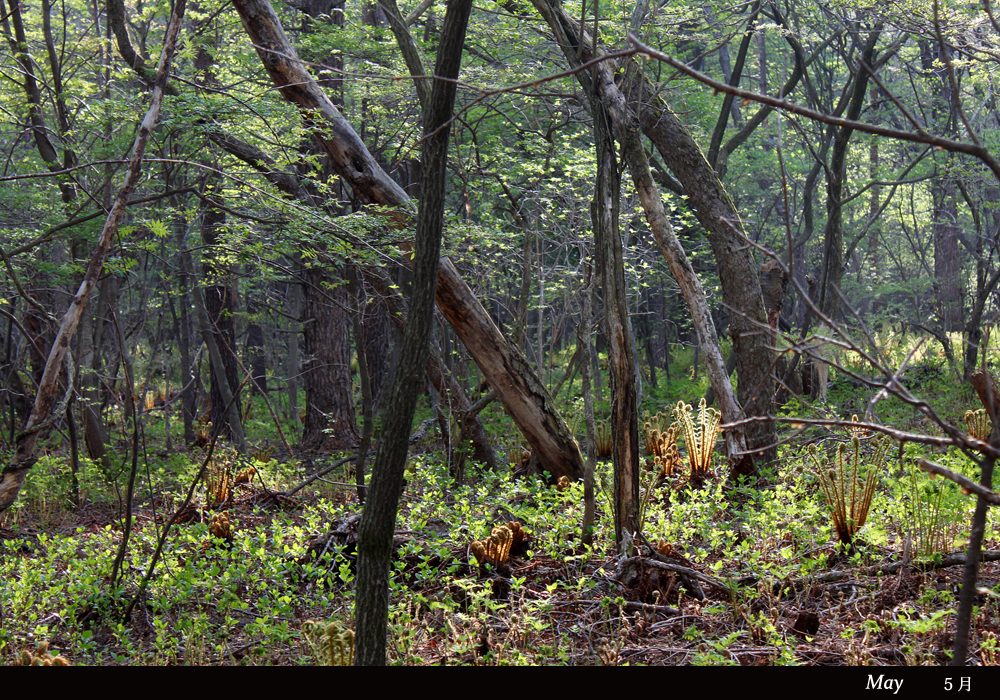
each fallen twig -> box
[283,455,357,497]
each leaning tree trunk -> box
[0,0,186,516]
[232,0,409,206]
[529,0,755,473]
[233,0,583,479]
[628,73,775,474]
[599,53,778,471]
[207,117,500,467]
[364,267,498,470]
[435,258,583,482]
[354,0,474,666]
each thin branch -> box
[627,33,1000,183]
[725,415,1000,458]
[917,458,1000,504]
[284,455,356,497]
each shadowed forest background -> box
[3,0,1000,666]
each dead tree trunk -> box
[233,0,582,478]
[435,258,583,481]
[0,0,186,516]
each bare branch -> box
[627,33,1000,183]
[917,458,1000,504]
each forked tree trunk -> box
[592,95,640,548]
[529,0,755,472]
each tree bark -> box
[176,225,197,443]
[818,28,882,326]
[234,0,581,475]
[232,0,410,208]
[629,75,775,473]
[579,265,597,547]
[364,267,498,471]
[192,278,248,454]
[244,296,268,396]
[592,94,640,548]
[300,263,359,451]
[354,0,474,666]
[286,274,303,428]
[528,0,756,473]
[200,205,243,443]
[435,258,583,481]
[107,0,178,95]
[349,265,372,503]
[932,174,963,333]
[0,0,186,516]
[706,1,760,169]
[954,369,999,665]
[205,128,358,453]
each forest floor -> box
[3,364,1000,666]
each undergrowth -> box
[2,348,1000,665]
